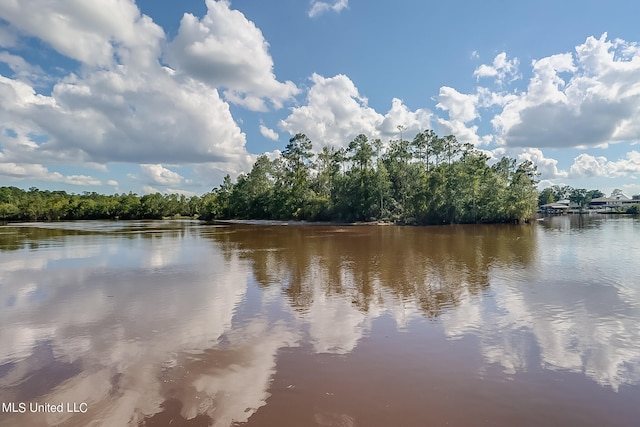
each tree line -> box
[199,131,538,224]
[0,187,201,221]
[0,132,540,224]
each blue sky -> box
[1,0,640,197]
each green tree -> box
[140,193,164,219]
[214,175,234,219]
[232,155,275,218]
[383,138,413,221]
[0,202,20,220]
[341,134,377,221]
[538,187,555,206]
[505,160,539,222]
[411,130,436,171]
[119,193,141,219]
[276,133,314,219]
[551,185,573,201]
[188,195,202,217]
[569,188,589,210]
[586,189,604,201]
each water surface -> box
[1,216,639,426]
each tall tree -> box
[277,133,314,219]
[506,160,539,222]
[342,134,377,221]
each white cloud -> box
[437,86,479,123]
[280,74,382,147]
[516,148,568,179]
[63,174,103,186]
[308,0,349,18]
[280,73,431,149]
[436,118,482,146]
[166,0,299,111]
[107,179,119,192]
[435,86,484,145]
[0,70,248,165]
[142,185,159,194]
[0,0,163,68]
[0,0,297,185]
[492,34,640,149]
[569,151,640,178]
[537,179,557,189]
[259,125,279,141]
[0,51,45,83]
[378,98,433,138]
[0,160,101,185]
[140,164,184,186]
[474,52,520,85]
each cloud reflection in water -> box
[0,218,639,426]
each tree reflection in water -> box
[205,224,536,318]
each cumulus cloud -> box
[166,0,299,111]
[569,151,640,178]
[308,0,349,18]
[516,148,568,179]
[436,118,482,146]
[436,86,479,123]
[0,0,255,173]
[106,179,119,191]
[435,86,485,145]
[0,160,101,185]
[378,98,433,137]
[139,164,184,186]
[141,185,159,194]
[0,69,247,165]
[259,125,279,141]
[280,73,431,148]
[492,34,640,149]
[0,0,163,68]
[474,52,520,85]
[280,73,382,146]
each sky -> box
[1,0,640,197]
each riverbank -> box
[211,219,394,226]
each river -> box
[1,215,639,426]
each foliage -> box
[200,131,539,224]
[0,186,195,221]
[1,131,544,225]
[626,204,640,215]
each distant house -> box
[589,193,637,211]
[539,199,570,214]
[541,193,638,214]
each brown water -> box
[0,216,639,426]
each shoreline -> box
[210,219,394,226]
